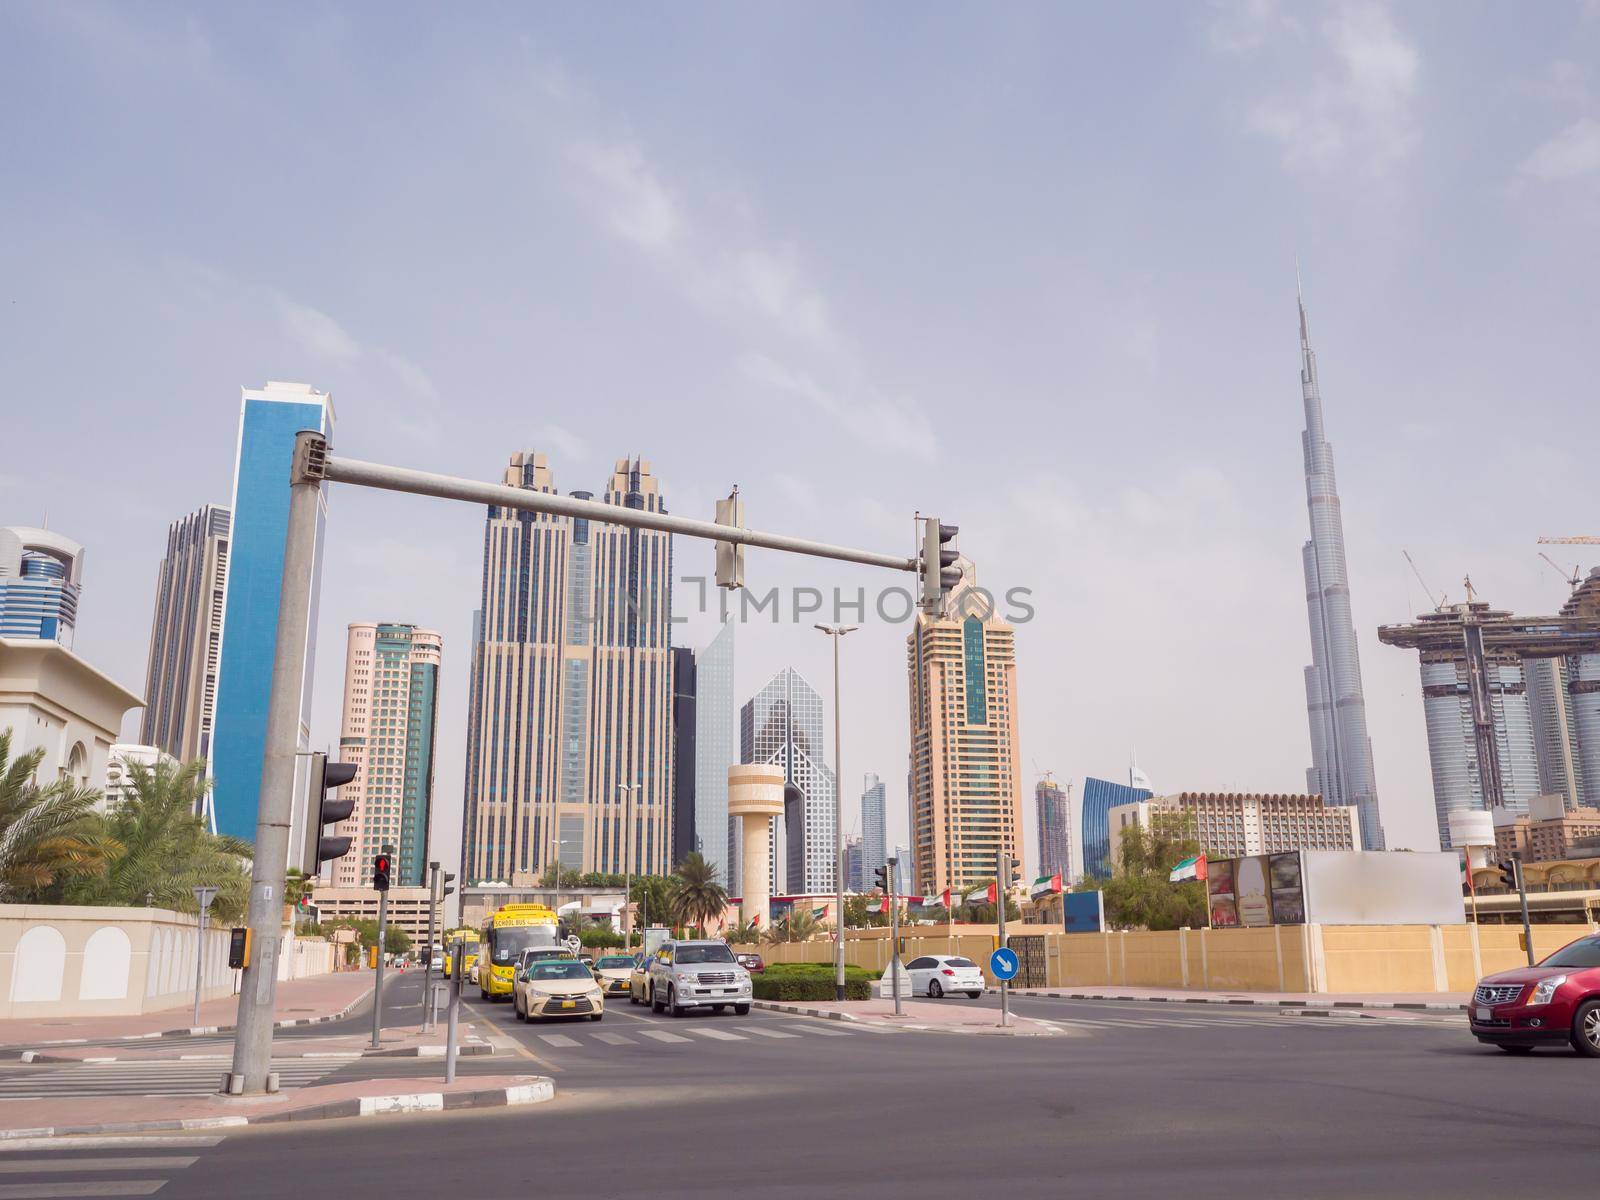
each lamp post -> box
[551,839,568,942]
[617,784,641,949]
[814,623,857,1001]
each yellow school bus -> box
[478,904,561,1000]
[442,929,480,979]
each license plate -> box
[561,1000,576,1009]
[1476,1006,1491,1021]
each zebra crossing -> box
[528,1021,856,1052]
[0,1133,226,1197]
[0,1058,342,1099]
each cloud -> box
[1213,1,1420,176]
[530,423,590,463]
[740,353,938,463]
[570,140,681,253]
[1518,116,1600,182]
[270,291,438,404]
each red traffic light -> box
[373,854,392,892]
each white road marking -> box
[638,1030,690,1044]
[734,1026,799,1039]
[0,1158,197,1174]
[591,1032,636,1046]
[688,1028,745,1041]
[535,1034,581,1048]
[0,1138,223,1152]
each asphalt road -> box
[12,981,1600,1200]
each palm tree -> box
[723,919,761,945]
[68,758,253,922]
[763,907,819,945]
[669,852,728,934]
[0,728,112,900]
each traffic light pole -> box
[224,433,323,1097]
[1516,858,1535,966]
[422,861,441,1032]
[887,858,903,1018]
[370,887,389,1049]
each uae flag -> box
[1169,854,1208,883]
[811,905,830,919]
[1030,872,1063,900]
[921,889,952,909]
[965,883,997,906]
[875,895,892,915]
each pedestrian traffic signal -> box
[920,518,961,614]
[227,927,251,970]
[373,853,392,892]
[872,863,889,893]
[1499,859,1520,892]
[303,751,359,871]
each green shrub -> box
[762,962,882,982]
[753,973,872,1002]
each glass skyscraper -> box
[210,382,333,841]
[0,527,84,646]
[141,505,230,766]
[741,667,835,895]
[693,620,737,884]
[860,772,886,891]
[1081,776,1151,878]
[1035,777,1071,879]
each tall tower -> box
[860,772,886,890]
[332,623,441,887]
[693,620,737,883]
[740,667,835,895]
[1035,776,1071,880]
[141,505,230,765]
[907,560,1024,895]
[460,453,674,885]
[1296,282,1385,850]
[0,527,84,646]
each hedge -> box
[753,974,872,1001]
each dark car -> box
[736,952,765,974]
[1468,933,1600,1056]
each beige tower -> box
[728,764,785,929]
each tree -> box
[844,895,889,929]
[321,918,411,958]
[630,873,678,938]
[722,919,761,944]
[537,862,583,888]
[764,907,819,944]
[0,728,114,902]
[669,852,728,933]
[1077,812,1207,931]
[66,758,253,923]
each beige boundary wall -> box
[0,905,336,1019]
[734,921,1600,994]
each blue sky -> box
[4,2,1597,872]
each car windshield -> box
[1539,936,1600,969]
[674,944,736,964]
[596,956,634,969]
[531,962,592,981]
[947,958,978,968]
[489,926,556,965]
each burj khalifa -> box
[1298,279,1385,850]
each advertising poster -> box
[1208,860,1238,927]
[1235,855,1271,927]
[1063,891,1105,933]
[1268,852,1305,925]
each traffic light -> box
[442,871,456,900]
[714,488,745,589]
[1002,856,1022,889]
[872,863,889,893]
[373,853,392,893]
[920,518,961,613]
[303,751,359,871]
[1499,859,1520,892]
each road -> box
[5,979,1598,1199]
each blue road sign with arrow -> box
[989,946,1019,981]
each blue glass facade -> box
[0,537,82,646]
[210,387,331,842]
[1081,776,1152,879]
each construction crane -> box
[1403,550,1446,611]
[1538,552,1581,589]
[1539,535,1600,545]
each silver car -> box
[645,940,752,1017]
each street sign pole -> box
[1515,857,1535,966]
[996,848,1009,1028]
[888,857,902,1017]
[422,861,440,1032]
[444,942,462,1084]
[192,886,218,1027]
[371,886,389,1049]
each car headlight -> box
[1529,975,1567,1006]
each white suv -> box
[646,940,753,1016]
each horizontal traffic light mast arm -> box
[317,451,919,575]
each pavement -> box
[752,995,1070,1034]
[999,985,1473,1010]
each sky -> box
[3,1,1597,878]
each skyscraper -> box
[1035,776,1071,879]
[140,505,230,766]
[332,623,441,888]
[671,645,697,867]
[1081,775,1151,879]
[693,620,737,884]
[1526,657,1585,809]
[907,561,1024,895]
[461,453,674,884]
[860,772,886,891]
[1296,282,1385,850]
[843,835,864,892]
[741,666,835,895]
[1563,570,1600,810]
[0,527,84,646]
[211,382,333,841]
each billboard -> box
[1063,891,1105,933]
[1208,852,1305,927]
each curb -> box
[987,989,1468,1013]
[7,983,379,1055]
[0,1078,554,1139]
[748,1000,1061,1037]
[749,1001,861,1024]
[18,1042,495,1064]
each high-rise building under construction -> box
[1296,282,1385,851]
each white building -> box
[103,743,176,812]
[0,637,143,792]
[1107,791,1361,864]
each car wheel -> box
[1572,999,1600,1058]
[929,979,944,999]
[589,1013,603,1022]
[515,998,526,1022]
[1494,1043,1532,1054]
[734,1003,751,1016]
[651,985,664,1015]
[669,986,686,1018]
[711,1005,725,1013]
[966,991,982,999]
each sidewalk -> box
[0,971,376,1049]
[752,997,1067,1035]
[1000,985,1471,1011]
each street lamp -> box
[815,623,857,1001]
[550,839,568,940]
[618,784,642,949]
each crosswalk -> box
[0,1133,226,1197]
[0,1059,341,1099]
[529,1021,855,1051]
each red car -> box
[1469,932,1600,1057]
[736,952,765,974]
